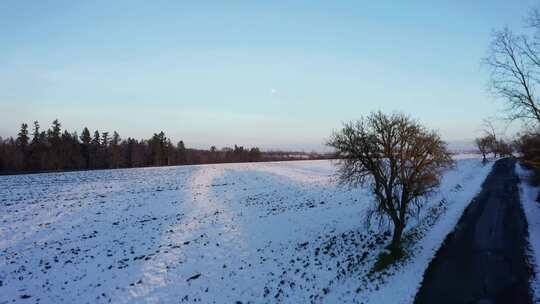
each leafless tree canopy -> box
[516,129,540,169]
[484,9,540,124]
[475,119,507,161]
[327,112,454,255]
[475,136,494,162]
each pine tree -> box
[28,121,44,171]
[17,123,29,148]
[48,119,61,143]
[177,140,186,164]
[61,130,73,169]
[15,123,29,169]
[101,132,109,147]
[166,139,173,165]
[47,119,62,170]
[80,127,92,168]
[150,133,161,166]
[91,130,101,168]
[100,132,110,168]
[31,121,40,145]
[111,131,121,168]
[158,131,166,166]
[80,128,91,145]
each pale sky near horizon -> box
[0,1,537,150]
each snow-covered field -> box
[0,158,492,304]
[516,164,540,303]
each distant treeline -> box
[0,119,331,175]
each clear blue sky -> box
[0,1,536,150]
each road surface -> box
[415,158,532,304]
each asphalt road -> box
[415,158,532,304]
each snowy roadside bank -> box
[516,163,540,302]
[327,159,494,303]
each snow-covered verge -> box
[0,158,492,304]
[327,158,494,304]
[516,163,540,302]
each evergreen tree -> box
[101,132,110,147]
[92,130,100,146]
[48,119,61,143]
[177,140,186,164]
[101,132,110,168]
[17,123,29,148]
[91,130,101,168]
[47,119,62,170]
[61,130,73,169]
[80,128,91,145]
[29,121,44,170]
[111,131,122,168]
[15,123,29,169]
[80,127,92,168]
[31,121,40,145]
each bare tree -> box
[484,9,540,125]
[475,136,494,162]
[476,119,514,159]
[494,139,514,157]
[516,129,540,169]
[482,119,499,140]
[327,112,454,257]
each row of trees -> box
[0,119,326,174]
[475,135,513,161]
[483,7,540,172]
[475,121,513,162]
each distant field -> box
[0,157,492,303]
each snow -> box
[0,157,492,303]
[516,163,540,302]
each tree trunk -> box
[390,221,404,256]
